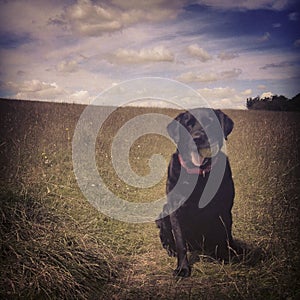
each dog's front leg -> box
[156,216,177,257]
[170,212,191,277]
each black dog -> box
[156,108,235,277]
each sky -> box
[0,0,299,109]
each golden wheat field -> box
[0,99,299,299]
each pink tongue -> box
[191,152,205,166]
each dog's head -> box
[167,108,234,168]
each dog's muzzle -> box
[191,142,219,167]
[198,142,219,158]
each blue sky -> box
[0,0,299,109]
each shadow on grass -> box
[188,238,268,270]
[0,190,116,299]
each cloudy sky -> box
[0,0,299,109]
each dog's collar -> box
[178,154,217,176]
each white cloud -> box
[113,0,183,22]
[69,90,92,104]
[220,68,243,79]
[258,84,267,90]
[260,91,273,98]
[241,88,252,96]
[258,32,271,42]
[61,0,184,36]
[65,0,123,36]
[7,79,93,103]
[195,0,291,10]
[125,99,178,108]
[56,60,79,73]
[178,71,217,83]
[218,51,239,61]
[198,87,236,99]
[10,0,283,45]
[178,68,242,83]
[11,80,66,100]
[113,46,175,63]
[187,44,212,62]
[197,87,246,109]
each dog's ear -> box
[167,112,186,143]
[214,110,234,140]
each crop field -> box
[0,98,299,299]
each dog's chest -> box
[181,171,209,191]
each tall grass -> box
[0,99,299,299]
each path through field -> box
[102,223,251,300]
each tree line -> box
[246,93,300,111]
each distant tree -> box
[288,93,300,111]
[246,93,300,111]
[246,96,259,109]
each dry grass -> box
[0,190,115,299]
[0,99,299,299]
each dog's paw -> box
[173,266,191,277]
[162,239,176,257]
[160,232,177,257]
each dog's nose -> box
[192,130,208,143]
[192,130,205,139]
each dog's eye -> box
[186,118,195,128]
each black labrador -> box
[156,108,236,277]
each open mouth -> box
[191,143,219,167]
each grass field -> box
[0,98,299,299]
